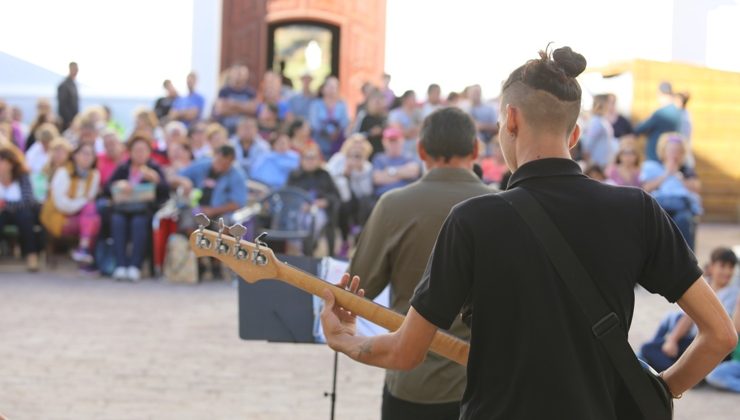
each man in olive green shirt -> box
[349,107,495,419]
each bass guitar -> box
[189,214,469,366]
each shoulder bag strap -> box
[499,187,669,420]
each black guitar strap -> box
[499,187,670,420]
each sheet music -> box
[312,257,390,343]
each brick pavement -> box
[0,223,738,420]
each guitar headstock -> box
[189,214,279,282]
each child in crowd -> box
[640,247,738,372]
[706,293,740,392]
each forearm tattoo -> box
[355,339,373,361]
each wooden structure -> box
[595,60,740,222]
[220,0,387,115]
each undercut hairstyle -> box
[419,107,476,162]
[710,247,737,266]
[500,46,587,135]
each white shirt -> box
[26,142,49,175]
[0,180,22,201]
[50,168,99,214]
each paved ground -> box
[1,223,739,420]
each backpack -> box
[163,234,198,284]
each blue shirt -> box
[635,104,681,161]
[288,94,316,120]
[469,103,498,142]
[639,160,702,215]
[172,91,206,127]
[230,136,271,175]
[217,86,256,134]
[372,153,418,196]
[179,159,247,210]
[250,150,300,189]
[581,115,616,168]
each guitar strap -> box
[499,187,671,420]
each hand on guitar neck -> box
[321,273,445,371]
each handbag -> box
[163,233,198,284]
[499,187,673,420]
[111,182,156,214]
[40,165,95,237]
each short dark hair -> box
[419,107,476,162]
[126,133,154,153]
[72,143,97,169]
[215,144,236,159]
[427,83,440,94]
[710,247,738,266]
[401,90,415,101]
[288,118,306,137]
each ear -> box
[471,139,480,160]
[567,124,581,150]
[504,104,518,137]
[417,141,428,161]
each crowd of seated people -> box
[0,68,712,284]
[577,82,701,250]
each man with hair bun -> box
[321,46,737,419]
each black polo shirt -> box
[410,158,701,420]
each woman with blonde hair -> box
[605,138,642,187]
[326,133,374,256]
[41,142,101,265]
[205,122,229,150]
[639,132,701,248]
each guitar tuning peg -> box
[194,213,211,249]
[229,223,247,239]
[195,213,211,230]
[229,224,248,260]
[215,217,229,254]
[252,232,269,266]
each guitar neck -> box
[272,262,469,366]
[188,227,469,366]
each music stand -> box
[237,254,339,420]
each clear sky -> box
[0,0,194,96]
[1,0,739,99]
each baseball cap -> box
[383,126,403,140]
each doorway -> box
[267,21,340,91]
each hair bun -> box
[552,47,587,78]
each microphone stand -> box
[323,351,339,420]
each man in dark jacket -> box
[57,62,79,131]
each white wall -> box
[191,0,223,116]
[384,0,740,100]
